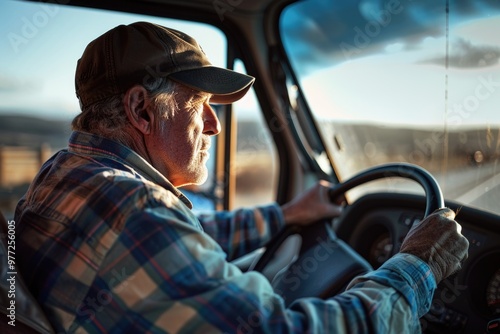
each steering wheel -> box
[250,163,444,306]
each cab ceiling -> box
[23,0,299,24]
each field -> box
[0,114,498,215]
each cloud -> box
[0,74,22,92]
[281,0,500,75]
[421,38,500,68]
[0,73,38,92]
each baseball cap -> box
[75,22,255,108]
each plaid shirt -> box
[15,131,435,333]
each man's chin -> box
[178,169,208,188]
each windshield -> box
[281,0,500,215]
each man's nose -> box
[203,104,221,136]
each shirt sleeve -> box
[74,201,435,334]
[196,203,286,260]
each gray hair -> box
[71,77,180,144]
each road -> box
[433,162,500,215]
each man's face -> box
[146,88,221,187]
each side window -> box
[0,1,229,218]
[232,61,278,208]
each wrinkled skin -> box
[281,180,344,226]
[400,208,469,284]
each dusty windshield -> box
[281,0,500,215]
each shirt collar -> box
[68,131,193,209]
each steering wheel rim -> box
[251,162,444,274]
[327,162,444,217]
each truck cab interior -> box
[1,0,500,333]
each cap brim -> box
[169,66,255,104]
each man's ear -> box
[123,85,155,134]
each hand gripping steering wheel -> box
[250,163,444,306]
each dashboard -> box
[336,192,500,334]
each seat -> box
[0,211,55,334]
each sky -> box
[1,0,500,129]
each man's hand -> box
[281,180,344,226]
[400,208,469,284]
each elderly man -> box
[15,22,468,333]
